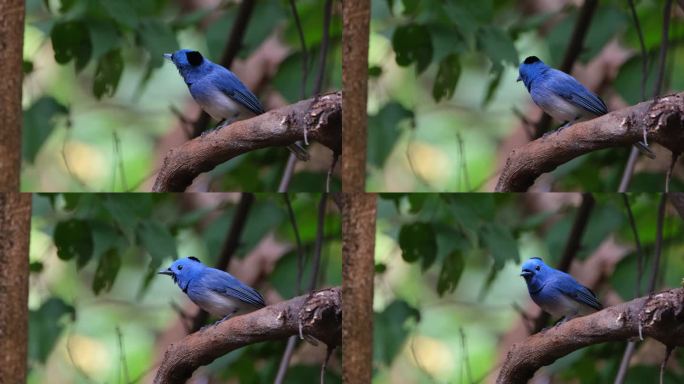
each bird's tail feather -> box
[287,141,310,161]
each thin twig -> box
[619,0,674,190]
[309,193,328,292]
[326,153,339,193]
[320,345,334,384]
[289,0,309,100]
[649,193,667,294]
[660,346,674,384]
[112,131,127,191]
[665,152,680,192]
[278,153,298,192]
[274,336,298,384]
[460,327,473,384]
[116,326,130,384]
[313,0,333,96]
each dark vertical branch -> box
[648,194,667,294]
[275,192,330,383]
[313,0,333,96]
[0,0,25,190]
[278,0,335,192]
[619,0,674,191]
[289,0,309,100]
[0,193,32,382]
[652,0,673,98]
[614,193,648,384]
[626,0,649,102]
[534,0,598,138]
[342,193,377,383]
[341,0,370,192]
[192,0,256,138]
[191,193,255,332]
[533,193,594,332]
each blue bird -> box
[518,56,654,158]
[158,256,265,320]
[520,257,602,324]
[164,49,309,161]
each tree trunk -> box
[0,0,25,191]
[0,193,32,382]
[341,0,370,192]
[341,193,376,383]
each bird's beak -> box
[516,75,522,82]
[158,268,174,276]
[163,53,172,61]
[520,270,532,278]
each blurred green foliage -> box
[29,193,341,383]
[22,0,341,191]
[367,0,684,191]
[373,193,684,383]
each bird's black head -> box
[523,56,540,65]
[185,51,204,66]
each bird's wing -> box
[554,273,603,311]
[213,69,265,115]
[200,269,266,308]
[545,70,608,116]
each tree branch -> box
[495,92,684,192]
[341,0,370,192]
[154,287,342,384]
[153,92,341,192]
[497,287,684,384]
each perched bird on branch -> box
[164,49,309,161]
[159,256,265,322]
[517,56,654,158]
[520,257,602,324]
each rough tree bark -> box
[154,287,341,384]
[152,92,342,192]
[497,287,684,383]
[496,92,684,192]
[0,0,25,191]
[341,193,376,383]
[0,193,32,382]
[341,0,370,192]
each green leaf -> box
[392,23,433,74]
[482,65,504,107]
[51,20,92,72]
[22,60,33,74]
[93,49,124,99]
[29,297,75,363]
[30,261,44,273]
[53,219,93,269]
[481,223,519,269]
[98,0,138,29]
[92,249,122,295]
[374,300,420,366]
[368,102,414,168]
[137,220,177,268]
[368,65,383,78]
[437,250,465,296]
[138,19,179,68]
[476,26,518,71]
[398,222,437,269]
[87,20,120,60]
[432,54,461,102]
[22,97,68,164]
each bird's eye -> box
[177,265,183,270]
[535,265,541,271]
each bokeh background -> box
[367,0,684,192]
[372,193,684,383]
[21,0,341,192]
[28,193,341,383]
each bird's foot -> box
[553,316,568,327]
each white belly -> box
[192,290,253,318]
[535,93,590,123]
[193,88,245,121]
[540,293,595,320]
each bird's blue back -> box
[518,56,607,117]
[521,258,602,311]
[162,257,265,308]
[166,49,264,116]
